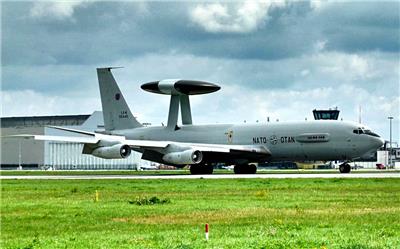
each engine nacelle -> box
[92,144,131,159]
[162,150,203,165]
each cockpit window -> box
[353,128,380,137]
[353,129,364,134]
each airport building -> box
[312,108,340,120]
[1,112,141,170]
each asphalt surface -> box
[1,173,399,180]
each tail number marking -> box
[119,110,128,119]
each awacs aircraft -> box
[11,68,384,174]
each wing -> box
[4,127,271,164]
[124,139,271,164]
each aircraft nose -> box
[375,137,384,148]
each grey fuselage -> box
[112,120,384,163]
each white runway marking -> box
[1,173,399,180]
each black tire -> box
[248,164,257,174]
[234,164,257,174]
[190,164,213,174]
[190,165,200,174]
[344,164,351,173]
[339,163,351,173]
[204,164,214,174]
[234,165,243,174]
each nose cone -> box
[360,137,384,160]
[373,137,385,149]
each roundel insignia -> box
[115,93,121,100]
[270,135,278,145]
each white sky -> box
[1,1,399,143]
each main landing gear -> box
[189,164,258,174]
[234,164,257,174]
[190,164,214,174]
[339,162,351,173]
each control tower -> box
[313,108,340,120]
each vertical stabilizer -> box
[97,68,142,131]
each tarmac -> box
[1,172,399,180]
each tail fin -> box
[97,67,142,131]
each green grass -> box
[1,178,400,248]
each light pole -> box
[388,117,393,168]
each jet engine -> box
[162,150,203,165]
[92,144,131,159]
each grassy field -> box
[1,178,399,249]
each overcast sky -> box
[1,1,399,143]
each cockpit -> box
[353,127,380,137]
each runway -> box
[1,173,399,180]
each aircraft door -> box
[347,135,359,159]
[332,128,357,160]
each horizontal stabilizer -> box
[3,134,98,144]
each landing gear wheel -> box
[190,165,199,174]
[190,164,214,175]
[204,164,214,174]
[234,165,243,174]
[234,164,257,174]
[249,164,257,174]
[339,163,351,173]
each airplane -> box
[10,67,384,174]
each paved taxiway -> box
[1,173,399,180]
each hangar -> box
[1,111,141,170]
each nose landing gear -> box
[339,162,351,173]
